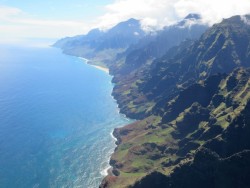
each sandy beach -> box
[92,65,109,74]
[79,57,109,74]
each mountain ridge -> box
[99,15,250,187]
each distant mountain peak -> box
[86,28,103,37]
[175,13,204,29]
[127,18,139,23]
[107,18,145,38]
[117,18,140,26]
[184,13,201,20]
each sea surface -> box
[0,44,130,188]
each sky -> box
[0,0,250,43]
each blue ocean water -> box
[0,45,130,188]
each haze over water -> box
[0,44,130,188]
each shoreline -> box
[58,50,127,184]
[78,56,120,179]
[78,55,132,182]
[101,131,119,177]
[78,55,123,184]
[101,92,133,178]
[104,131,119,177]
[100,131,118,177]
[92,65,109,74]
[102,121,132,177]
[78,57,109,74]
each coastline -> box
[99,99,136,180]
[100,131,119,177]
[105,131,119,177]
[103,118,133,177]
[92,65,109,74]
[54,49,132,186]
[77,55,127,186]
[78,57,109,74]
[75,55,135,185]
[78,56,131,180]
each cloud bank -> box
[0,5,90,43]
[0,0,250,43]
[96,0,250,31]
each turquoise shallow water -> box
[0,45,130,188]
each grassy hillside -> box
[100,15,250,187]
[101,68,250,187]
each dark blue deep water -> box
[0,45,130,188]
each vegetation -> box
[100,15,250,188]
[55,14,250,188]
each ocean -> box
[0,44,130,188]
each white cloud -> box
[174,0,250,25]
[241,15,250,25]
[0,5,22,19]
[1,1,250,42]
[95,0,178,30]
[0,5,90,43]
[95,0,250,30]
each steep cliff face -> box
[101,68,250,188]
[131,97,250,188]
[111,15,250,121]
[100,15,250,188]
[117,13,208,71]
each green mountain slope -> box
[100,15,250,188]
[132,88,250,188]
[101,67,250,188]
[111,15,250,120]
